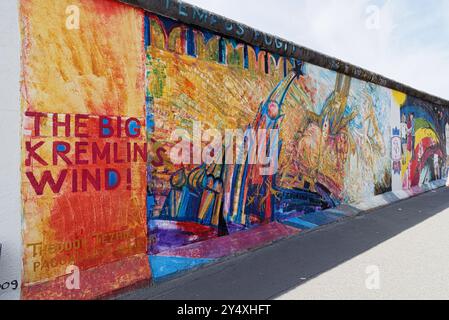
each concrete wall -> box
[0,0,447,299]
[144,13,449,280]
[0,0,22,300]
[18,0,150,300]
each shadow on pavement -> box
[115,187,449,300]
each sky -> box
[186,0,449,100]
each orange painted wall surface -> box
[19,0,150,299]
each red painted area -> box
[149,220,218,255]
[156,222,300,259]
[22,254,151,300]
[92,0,130,18]
[170,221,218,236]
[48,189,148,272]
[408,137,443,187]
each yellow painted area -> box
[416,128,439,145]
[392,90,407,107]
[147,45,284,215]
[20,0,145,117]
[401,127,439,178]
[401,152,412,179]
[19,0,147,288]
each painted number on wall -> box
[1,280,19,291]
[66,5,80,30]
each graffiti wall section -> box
[16,0,448,298]
[19,0,150,299]
[143,13,448,279]
[399,96,449,190]
[0,0,22,300]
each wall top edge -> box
[119,0,449,107]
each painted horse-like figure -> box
[154,62,333,234]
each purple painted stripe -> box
[156,222,301,259]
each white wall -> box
[390,93,402,192]
[0,0,22,300]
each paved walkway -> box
[278,189,449,300]
[117,187,449,300]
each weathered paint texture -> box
[7,0,448,299]
[0,0,22,300]
[19,0,150,300]
[144,13,400,279]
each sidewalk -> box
[115,187,449,300]
[279,188,449,300]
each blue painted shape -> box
[102,118,112,136]
[254,46,260,60]
[264,52,269,74]
[401,105,437,131]
[147,194,156,217]
[159,16,180,34]
[282,217,319,230]
[127,119,141,136]
[243,45,249,69]
[202,31,215,44]
[150,256,215,280]
[144,15,151,48]
[107,170,119,188]
[186,28,196,57]
[300,211,339,226]
[56,144,67,152]
[219,37,226,64]
[229,38,239,49]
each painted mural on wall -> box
[19,0,150,299]
[17,0,448,298]
[399,96,449,189]
[144,13,398,278]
